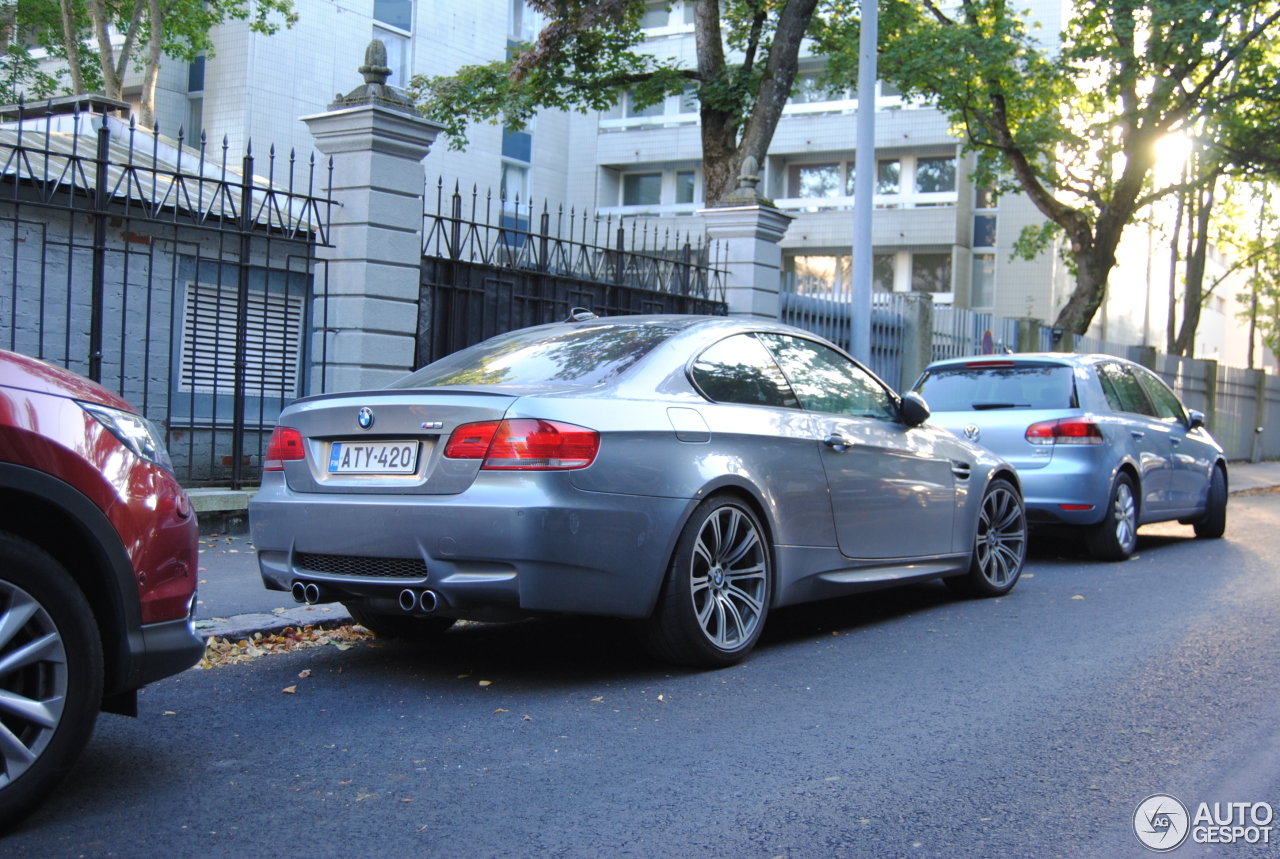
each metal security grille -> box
[178,282,304,395]
[295,553,429,579]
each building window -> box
[187,56,205,93]
[186,98,203,142]
[789,254,849,295]
[623,173,663,206]
[877,160,900,194]
[971,254,995,307]
[374,27,410,87]
[501,161,529,201]
[178,280,304,397]
[509,0,542,41]
[788,73,846,105]
[641,2,670,28]
[790,164,841,199]
[624,91,665,118]
[873,253,896,292]
[683,0,698,24]
[680,86,698,114]
[975,186,998,210]
[915,156,956,194]
[374,0,413,29]
[973,215,997,248]
[912,252,952,293]
[676,171,697,204]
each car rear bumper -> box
[1019,448,1114,526]
[249,472,691,620]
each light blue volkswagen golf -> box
[914,354,1228,561]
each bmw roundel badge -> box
[357,407,375,430]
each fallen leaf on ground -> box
[197,624,374,668]
[478,680,491,687]
[494,708,508,713]
[339,779,352,785]
[400,798,414,803]
[163,711,177,716]
[657,694,667,703]
[523,714,532,721]
[590,696,603,703]
[1023,573,1034,578]
[298,669,311,679]
[281,685,298,694]
[1071,595,1085,600]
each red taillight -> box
[1059,503,1095,511]
[264,426,305,470]
[444,421,501,459]
[1025,418,1103,445]
[966,360,1016,368]
[444,419,600,470]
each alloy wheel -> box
[0,581,67,789]
[689,506,767,650]
[975,484,1026,588]
[1113,481,1137,551]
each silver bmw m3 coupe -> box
[251,315,1026,666]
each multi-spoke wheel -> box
[1086,473,1139,560]
[946,478,1026,598]
[640,496,771,668]
[0,533,103,830]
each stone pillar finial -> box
[327,39,416,113]
[719,156,762,207]
[359,39,392,86]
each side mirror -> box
[900,392,931,427]
[1188,409,1205,430]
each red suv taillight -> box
[264,426,305,469]
[1025,418,1103,445]
[444,419,600,470]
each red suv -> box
[0,349,203,826]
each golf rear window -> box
[390,321,688,389]
[915,365,1076,411]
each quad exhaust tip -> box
[398,588,439,614]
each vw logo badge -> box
[964,424,981,441]
[357,407,375,430]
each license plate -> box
[328,441,419,474]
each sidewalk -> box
[191,460,1280,641]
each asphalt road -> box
[8,494,1280,858]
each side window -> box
[690,334,800,408]
[1096,363,1157,417]
[1134,368,1186,423]
[758,333,898,420]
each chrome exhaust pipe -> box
[291,581,307,603]
[397,589,440,614]
[303,582,322,605]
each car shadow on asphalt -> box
[1027,522,1197,562]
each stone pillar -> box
[1016,318,1042,353]
[699,205,794,319]
[699,158,793,320]
[301,40,443,392]
[899,293,934,393]
[1133,345,1158,371]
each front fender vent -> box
[295,552,428,579]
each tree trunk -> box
[1165,171,1186,353]
[88,0,122,99]
[1052,247,1111,336]
[139,0,163,129]
[59,0,86,93]
[1173,177,1216,357]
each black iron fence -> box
[0,98,331,487]
[418,180,727,364]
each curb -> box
[194,603,352,641]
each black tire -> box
[639,495,771,668]
[1086,472,1140,561]
[0,532,103,831]
[1194,466,1228,539]
[343,602,456,640]
[945,478,1026,598]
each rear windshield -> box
[915,364,1076,411]
[389,321,689,389]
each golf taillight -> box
[444,419,600,470]
[1025,418,1103,445]
[264,426,305,469]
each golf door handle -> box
[1130,430,1145,439]
[823,434,850,452]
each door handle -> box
[1130,431,1145,439]
[1171,437,1181,446]
[823,434,850,452]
